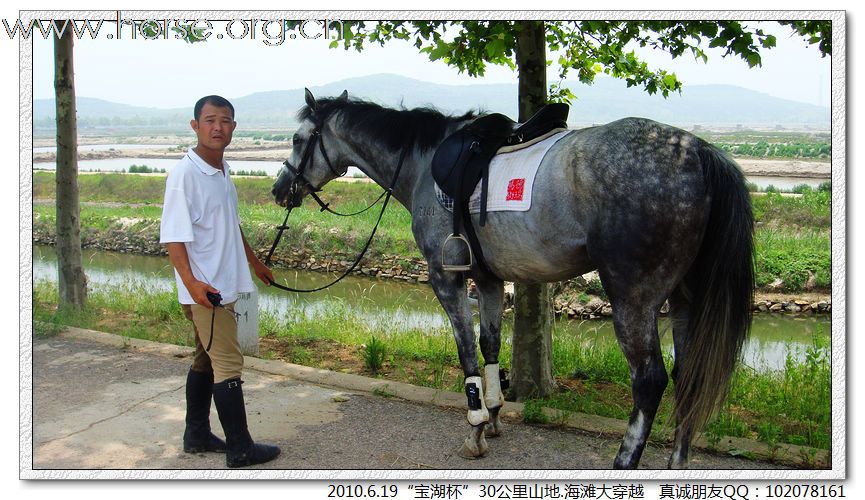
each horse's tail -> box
[675,142,755,437]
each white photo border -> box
[19,9,846,481]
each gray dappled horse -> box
[272,89,754,469]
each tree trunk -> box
[54,26,87,308]
[508,20,556,401]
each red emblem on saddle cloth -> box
[506,178,525,201]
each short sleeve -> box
[159,173,195,244]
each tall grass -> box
[33,279,190,346]
[708,329,831,449]
[754,229,831,291]
[751,189,831,229]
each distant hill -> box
[33,73,830,131]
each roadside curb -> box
[55,326,829,469]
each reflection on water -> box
[32,157,364,178]
[33,158,286,175]
[33,246,830,371]
[747,175,827,191]
[34,144,177,153]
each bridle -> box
[263,116,408,293]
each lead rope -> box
[264,147,409,294]
[205,296,239,352]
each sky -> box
[29,18,831,109]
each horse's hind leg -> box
[427,267,489,458]
[474,274,506,437]
[667,283,695,469]
[611,304,667,469]
[601,289,669,469]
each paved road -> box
[28,333,789,474]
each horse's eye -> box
[292,135,301,145]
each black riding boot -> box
[212,378,281,468]
[183,369,227,453]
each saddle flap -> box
[432,130,480,200]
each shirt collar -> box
[187,148,229,176]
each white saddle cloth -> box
[434,129,570,214]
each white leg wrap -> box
[465,376,489,426]
[484,364,504,409]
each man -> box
[159,95,279,468]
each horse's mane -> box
[297,97,478,153]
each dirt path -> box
[30,333,799,473]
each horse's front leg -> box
[427,267,489,459]
[474,273,506,438]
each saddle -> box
[431,102,569,272]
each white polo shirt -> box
[159,149,256,305]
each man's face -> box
[191,103,236,151]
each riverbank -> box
[32,171,831,314]
[31,225,831,317]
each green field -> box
[697,130,831,161]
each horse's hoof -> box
[458,435,489,459]
[667,459,689,470]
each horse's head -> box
[272,88,350,208]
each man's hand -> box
[166,242,220,308]
[251,259,275,286]
[187,279,220,308]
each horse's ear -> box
[337,90,348,102]
[304,88,317,111]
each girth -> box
[431,102,569,273]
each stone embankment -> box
[33,217,830,317]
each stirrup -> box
[441,234,473,272]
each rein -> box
[264,132,409,293]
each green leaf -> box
[662,73,678,88]
[486,38,506,59]
[745,52,762,68]
[428,42,453,61]
[708,37,727,49]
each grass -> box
[33,172,832,293]
[752,189,832,230]
[32,279,832,451]
[363,336,387,375]
[706,330,831,450]
[754,229,831,291]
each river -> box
[32,155,826,191]
[32,246,829,372]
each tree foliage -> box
[334,20,831,102]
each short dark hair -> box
[194,95,235,121]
